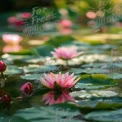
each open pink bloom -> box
[40,72,79,90]
[51,47,84,60]
[42,91,75,105]
[2,34,22,45]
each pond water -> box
[0,33,122,122]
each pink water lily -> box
[51,47,84,60]
[42,91,75,105]
[2,34,22,45]
[40,72,79,90]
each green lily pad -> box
[70,90,118,98]
[75,83,114,90]
[14,105,82,122]
[85,108,122,122]
[78,74,116,86]
[21,74,44,80]
[0,115,29,122]
[4,65,23,75]
[77,97,122,112]
[23,65,58,73]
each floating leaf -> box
[4,65,23,75]
[77,97,122,112]
[79,74,116,86]
[85,108,122,122]
[0,115,29,122]
[23,65,58,73]
[14,105,82,122]
[70,90,118,99]
[21,74,43,80]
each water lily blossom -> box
[42,91,75,105]
[20,82,33,96]
[2,34,22,45]
[40,72,80,90]
[51,47,84,60]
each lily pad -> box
[85,108,122,122]
[77,97,122,111]
[4,65,23,75]
[78,74,116,86]
[21,74,44,80]
[23,65,58,73]
[14,105,82,122]
[70,90,118,99]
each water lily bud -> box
[20,82,33,96]
[0,94,12,105]
[0,61,6,72]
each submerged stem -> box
[1,72,6,81]
[0,72,6,88]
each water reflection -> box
[41,91,75,105]
[3,45,22,53]
[2,34,23,53]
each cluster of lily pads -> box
[0,35,122,122]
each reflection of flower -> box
[2,34,22,45]
[3,45,22,53]
[59,20,73,27]
[20,82,33,96]
[42,91,75,105]
[51,47,84,60]
[40,72,79,90]
[58,19,73,34]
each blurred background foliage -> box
[0,0,122,54]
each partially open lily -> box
[51,47,84,60]
[42,91,75,105]
[20,82,33,96]
[40,72,80,90]
[51,47,84,66]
